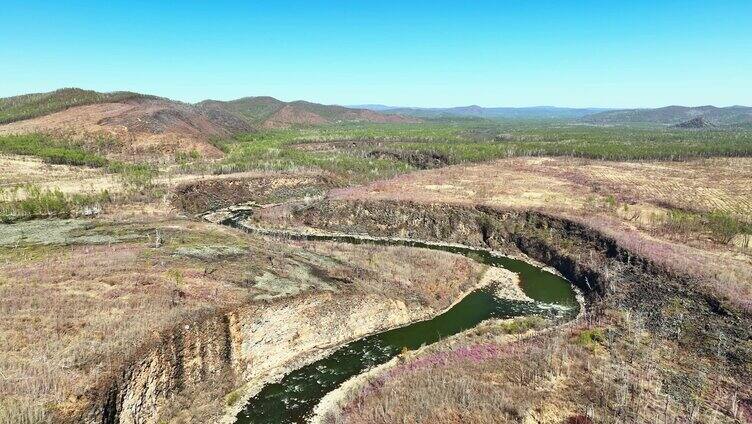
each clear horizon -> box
[2,1,751,108]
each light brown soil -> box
[335,156,752,218]
[335,108,421,124]
[262,105,329,128]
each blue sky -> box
[1,1,750,107]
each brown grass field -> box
[334,156,752,220]
[332,156,752,311]
[322,311,750,424]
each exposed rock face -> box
[291,200,616,295]
[286,199,752,369]
[672,116,714,128]
[77,199,751,424]
[365,148,451,169]
[73,235,493,424]
[171,172,336,214]
[80,292,436,424]
[90,311,236,424]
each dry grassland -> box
[0,209,488,423]
[332,156,752,310]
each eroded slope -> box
[0,98,237,159]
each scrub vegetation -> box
[156,120,752,191]
[0,134,108,167]
[0,185,111,223]
[0,134,159,197]
[656,208,752,246]
[0,217,489,424]
[210,133,413,183]
[174,122,752,182]
[324,312,749,424]
[5,121,752,190]
[391,127,752,161]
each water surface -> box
[234,234,578,424]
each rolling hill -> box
[0,89,249,159]
[0,88,155,125]
[581,105,752,126]
[196,97,420,128]
[0,89,418,159]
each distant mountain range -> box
[580,105,752,126]
[353,104,752,126]
[351,105,612,120]
[198,97,418,129]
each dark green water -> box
[234,233,578,424]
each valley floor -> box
[1,140,751,423]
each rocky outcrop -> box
[286,199,751,375]
[365,149,451,169]
[672,116,714,128]
[76,290,452,424]
[86,311,238,424]
[290,200,618,294]
[172,172,335,214]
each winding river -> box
[232,233,579,424]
